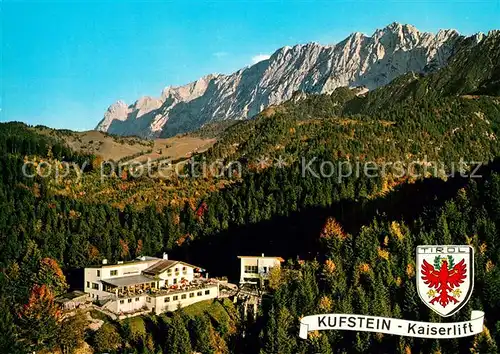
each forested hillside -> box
[0,31,500,353]
[254,167,500,354]
[201,31,500,170]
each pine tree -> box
[402,281,420,320]
[165,312,192,354]
[275,307,295,354]
[309,333,333,354]
[0,298,22,354]
[190,315,214,354]
[260,305,277,354]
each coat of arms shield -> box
[416,245,474,317]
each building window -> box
[128,299,132,303]
[97,270,100,277]
[197,291,202,296]
[244,265,258,274]
[92,283,99,290]
[135,298,140,302]
[189,293,194,298]
[86,281,90,288]
[110,270,118,276]
[175,268,179,272]
[120,300,124,304]
[205,290,210,295]
[146,297,151,303]
[164,297,170,303]
[167,269,172,275]
[173,278,178,284]
[173,295,178,301]
[181,294,187,299]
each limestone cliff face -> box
[96,23,475,138]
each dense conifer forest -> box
[0,31,500,353]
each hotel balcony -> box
[101,276,218,299]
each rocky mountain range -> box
[96,22,479,138]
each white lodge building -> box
[238,254,284,286]
[84,254,218,316]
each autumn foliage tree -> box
[36,257,68,296]
[18,284,61,351]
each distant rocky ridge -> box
[96,22,482,138]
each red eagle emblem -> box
[421,256,467,308]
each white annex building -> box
[84,254,218,316]
[238,254,284,286]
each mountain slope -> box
[96,23,469,138]
[195,30,500,175]
[33,126,216,164]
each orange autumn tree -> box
[36,257,69,296]
[120,239,130,259]
[136,239,143,255]
[320,217,347,241]
[320,217,348,255]
[91,154,104,170]
[18,284,61,351]
[87,244,100,263]
[10,245,69,351]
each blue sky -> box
[2,0,499,131]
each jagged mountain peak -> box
[383,21,416,31]
[437,28,459,36]
[108,100,128,111]
[96,23,476,138]
[161,74,219,102]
